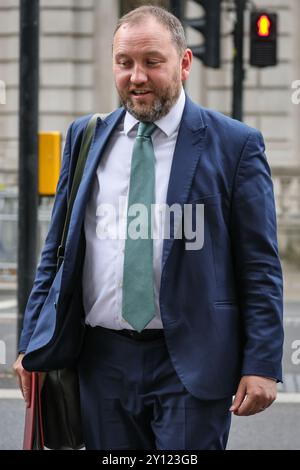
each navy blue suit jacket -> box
[20,95,283,400]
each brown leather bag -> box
[23,372,44,450]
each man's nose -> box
[130,65,147,84]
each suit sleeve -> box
[230,129,284,382]
[18,122,74,353]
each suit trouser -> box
[78,325,232,450]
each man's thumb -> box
[230,383,246,411]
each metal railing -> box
[0,189,53,281]
[272,167,300,222]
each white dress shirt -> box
[82,87,186,329]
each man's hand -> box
[13,354,32,407]
[230,375,277,416]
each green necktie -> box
[122,121,157,332]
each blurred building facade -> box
[0,0,299,263]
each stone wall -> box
[0,0,119,185]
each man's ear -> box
[181,49,193,82]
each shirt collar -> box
[123,87,186,137]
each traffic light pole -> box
[169,0,184,20]
[18,0,40,342]
[232,0,246,121]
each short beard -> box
[118,81,181,122]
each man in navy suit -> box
[14,5,283,450]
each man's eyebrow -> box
[114,50,166,59]
[114,53,129,59]
[143,50,165,57]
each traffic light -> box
[250,11,277,67]
[170,0,221,68]
[39,132,61,196]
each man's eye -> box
[147,61,160,66]
[118,61,130,67]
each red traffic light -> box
[250,11,277,67]
[257,14,271,37]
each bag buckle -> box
[56,245,65,269]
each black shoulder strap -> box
[56,113,101,270]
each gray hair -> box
[114,5,187,57]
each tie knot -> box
[137,122,156,138]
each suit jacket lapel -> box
[162,96,207,270]
[62,107,125,276]
[62,97,207,289]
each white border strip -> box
[0,390,300,402]
[0,313,17,320]
[0,300,17,310]
[276,393,300,403]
